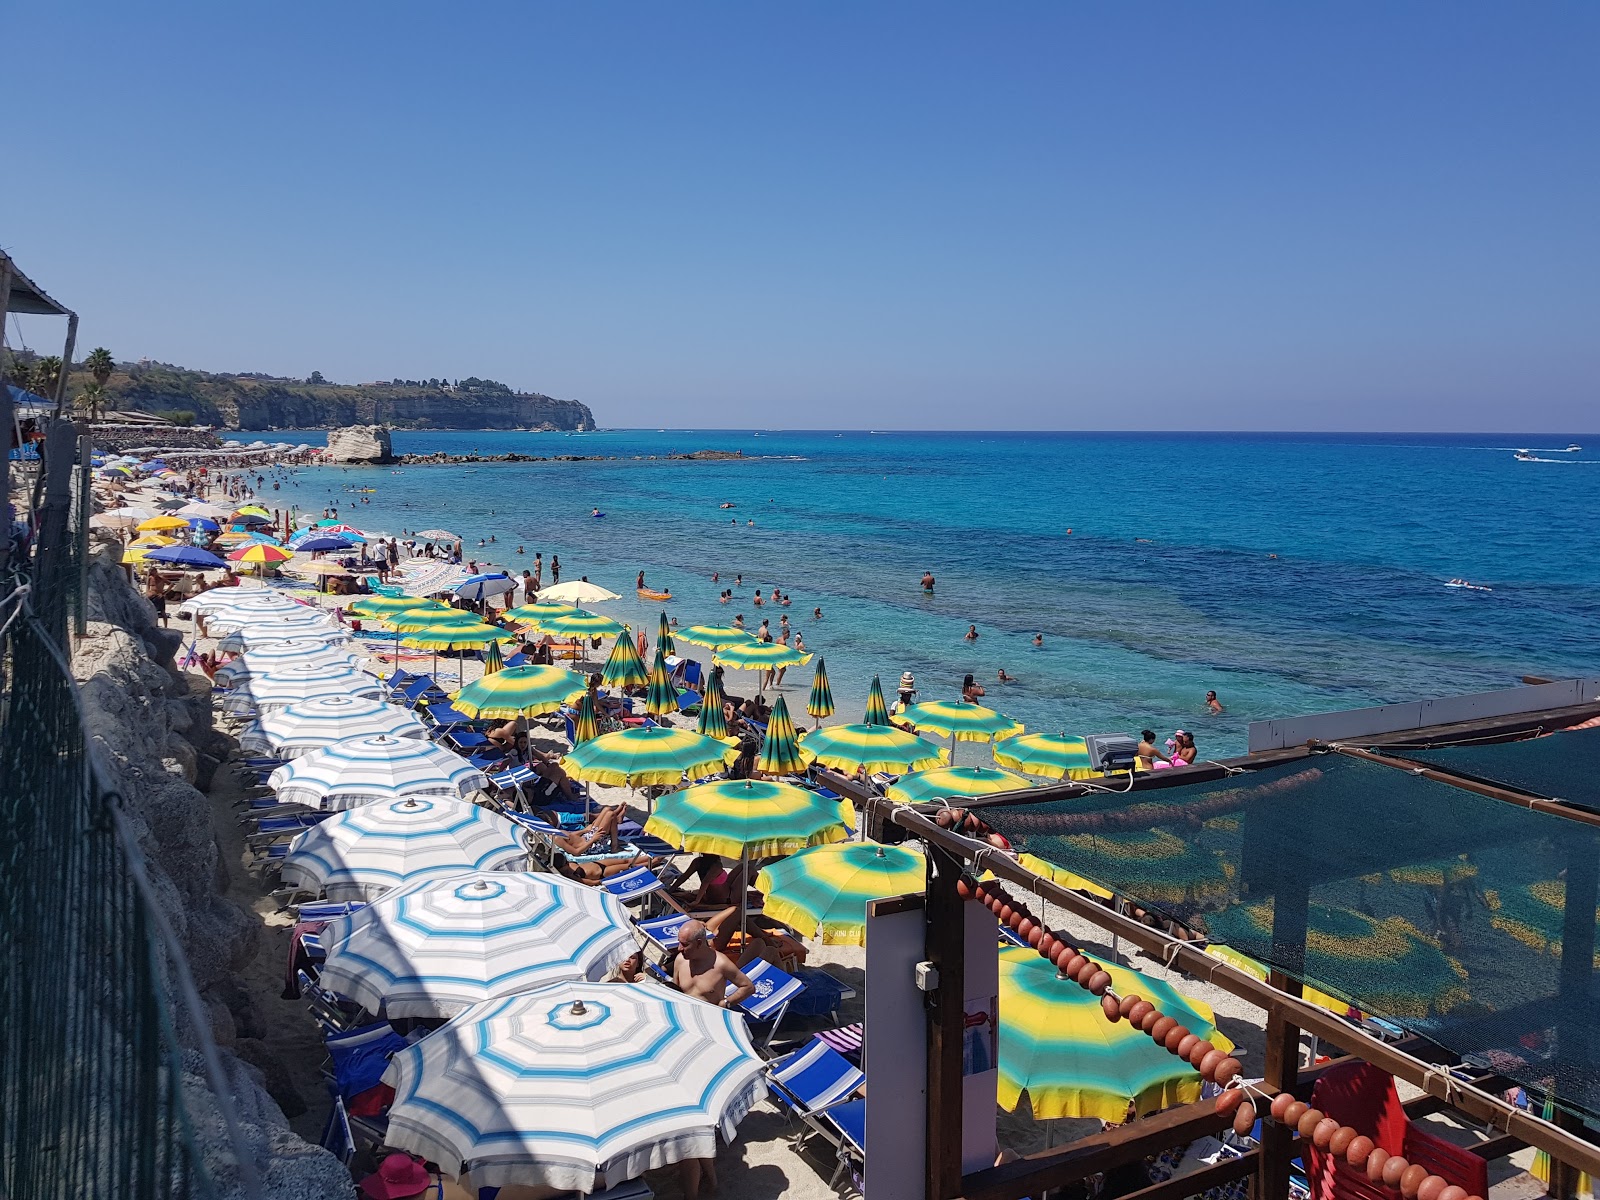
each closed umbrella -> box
[806,658,835,728]
[242,695,427,758]
[756,841,925,945]
[696,669,729,740]
[756,695,807,776]
[280,796,528,901]
[380,982,765,1191]
[562,726,738,788]
[657,612,675,657]
[644,647,677,720]
[317,872,634,1017]
[572,691,601,745]
[600,633,649,690]
[481,639,505,675]
[798,723,944,775]
[863,675,891,727]
[997,947,1234,1121]
[267,734,488,811]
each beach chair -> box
[393,676,448,708]
[297,969,359,1030]
[1304,1062,1488,1200]
[766,1037,867,1185]
[599,864,670,905]
[319,1091,357,1165]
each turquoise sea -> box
[236,430,1600,760]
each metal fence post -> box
[76,431,92,638]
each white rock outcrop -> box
[324,424,393,464]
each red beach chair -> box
[1305,1062,1488,1200]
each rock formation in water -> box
[76,540,351,1198]
[324,424,394,464]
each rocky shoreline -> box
[397,448,749,465]
[75,537,348,1198]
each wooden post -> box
[75,431,92,639]
[32,418,80,649]
[925,842,967,1200]
[1258,970,1304,1200]
[53,312,78,417]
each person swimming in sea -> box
[813,607,823,620]
[997,668,1013,683]
[1032,633,1043,647]
[1205,690,1224,715]
[964,624,979,641]
[921,570,935,593]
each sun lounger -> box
[319,1090,357,1164]
[297,969,360,1030]
[815,1022,864,1060]
[766,1036,867,1185]
[599,864,669,903]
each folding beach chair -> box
[319,1091,357,1165]
[599,863,670,904]
[736,957,806,1047]
[766,1036,867,1183]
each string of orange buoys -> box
[957,874,1485,1200]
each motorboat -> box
[1514,450,1537,461]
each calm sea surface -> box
[234,430,1600,759]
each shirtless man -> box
[672,920,756,1009]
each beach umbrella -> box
[997,947,1234,1121]
[280,795,528,901]
[218,625,352,658]
[450,664,588,719]
[886,765,1032,805]
[482,639,505,675]
[190,589,304,614]
[806,658,835,727]
[293,535,355,553]
[291,562,355,579]
[186,516,221,533]
[234,504,271,518]
[229,512,273,528]
[657,613,675,657]
[414,528,459,541]
[136,514,190,532]
[226,543,293,565]
[696,670,729,739]
[122,545,155,564]
[225,662,383,715]
[1047,827,1233,906]
[214,643,357,684]
[562,726,739,788]
[756,841,925,945]
[645,779,853,861]
[1202,944,1355,1018]
[600,633,649,690]
[379,981,765,1192]
[644,647,677,720]
[537,579,621,605]
[129,534,177,548]
[505,602,573,625]
[678,625,758,651]
[402,622,518,688]
[538,610,628,640]
[456,572,516,602]
[99,505,155,527]
[267,734,488,811]
[242,695,428,758]
[756,695,807,776]
[316,872,634,1017]
[349,595,434,617]
[863,675,891,727]
[177,501,231,519]
[143,545,228,570]
[711,641,813,671]
[798,723,944,775]
[205,608,340,637]
[993,732,1098,781]
[572,692,601,745]
[382,606,483,633]
[897,700,1023,744]
[319,524,367,540]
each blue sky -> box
[7,3,1597,430]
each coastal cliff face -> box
[93,363,596,431]
[325,424,394,463]
[76,541,351,1198]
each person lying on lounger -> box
[531,804,624,854]
[551,850,667,884]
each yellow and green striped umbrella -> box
[712,640,813,670]
[129,534,177,547]
[678,625,758,650]
[572,691,601,745]
[505,602,576,625]
[600,633,649,689]
[798,723,944,775]
[481,640,505,675]
[696,669,729,739]
[350,595,435,617]
[384,606,481,633]
[449,664,587,718]
[886,765,1031,805]
[756,842,924,946]
[645,779,853,861]
[400,623,516,651]
[998,947,1233,1121]
[863,675,892,727]
[561,725,739,788]
[896,700,1023,744]
[645,646,678,719]
[538,610,628,640]
[756,695,807,776]
[657,612,675,657]
[806,658,835,726]
[992,732,1097,780]
[234,504,271,519]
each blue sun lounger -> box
[766,1036,867,1185]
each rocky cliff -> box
[325,424,394,464]
[76,540,352,1198]
[87,363,596,432]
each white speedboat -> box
[1515,450,1537,461]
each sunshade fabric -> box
[645,779,853,860]
[267,734,487,810]
[756,841,924,945]
[449,665,588,718]
[562,726,739,787]
[798,723,943,774]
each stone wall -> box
[75,539,352,1199]
[91,424,223,453]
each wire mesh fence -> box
[1,419,241,1199]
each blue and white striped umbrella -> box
[280,796,527,901]
[317,871,633,1017]
[242,695,426,758]
[189,591,304,618]
[267,733,488,810]
[222,662,382,715]
[207,607,339,637]
[214,642,356,684]
[381,982,766,1191]
[218,622,351,654]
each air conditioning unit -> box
[1084,734,1139,774]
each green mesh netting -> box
[1396,727,1600,813]
[980,755,1600,1117]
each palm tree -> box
[84,347,114,387]
[76,384,107,422]
[31,356,63,398]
